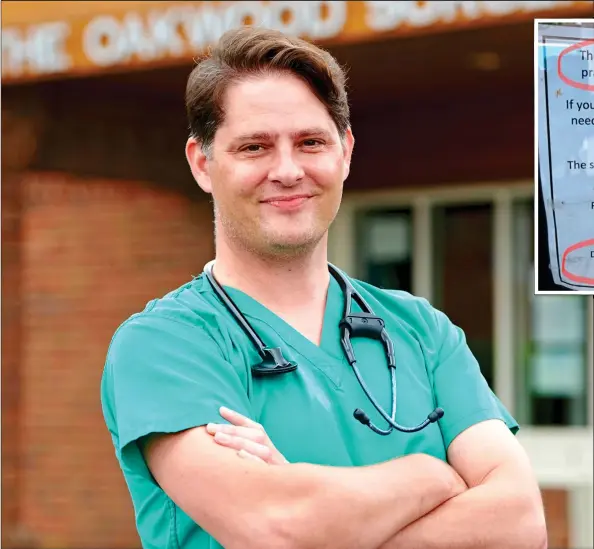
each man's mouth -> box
[261,195,312,210]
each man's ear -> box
[342,127,355,182]
[185,137,213,194]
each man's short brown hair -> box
[185,26,350,155]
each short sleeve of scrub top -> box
[103,306,252,455]
[411,295,519,449]
[100,283,255,549]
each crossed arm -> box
[143,412,547,549]
[379,419,547,549]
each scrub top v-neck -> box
[101,271,519,549]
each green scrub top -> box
[101,269,519,549]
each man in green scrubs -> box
[101,26,547,549]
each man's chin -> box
[263,232,324,256]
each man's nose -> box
[268,149,305,186]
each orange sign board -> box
[2,0,592,84]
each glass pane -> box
[513,200,589,426]
[432,204,494,388]
[355,209,412,293]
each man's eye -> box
[302,139,323,147]
[243,144,263,152]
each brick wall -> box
[12,172,214,548]
[2,172,24,546]
[2,89,46,548]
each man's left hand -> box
[206,406,289,465]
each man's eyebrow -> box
[291,128,333,140]
[232,131,275,143]
[231,128,333,144]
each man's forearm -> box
[273,453,465,549]
[378,464,547,549]
[145,428,465,549]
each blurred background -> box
[2,1,593,548]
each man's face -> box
[188,72,354,259]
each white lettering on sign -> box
[365,0,571,32]
[2,22,71,76]
[182,4,230,51]
[83,1,347,68]
[83,7,190,66]
[184,1,347,50]
[83,16,123,67]
[145,7,187,56]
[308,1,348,39]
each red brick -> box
[12,172,214,548]
[2,173,23,548]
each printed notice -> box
[537,22,594,292]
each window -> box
[513,200,589,426]
[432,204,495,388]
[355,208,413,293]
[346,194,591,425]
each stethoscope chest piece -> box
[252,347,298,376]
[203,262,298,377]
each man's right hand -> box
[206,406,289,465]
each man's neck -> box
[211,235,331,314]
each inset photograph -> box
[536,20,594,294]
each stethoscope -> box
[203,261,444,436]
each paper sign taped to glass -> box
[537,23,594,291]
